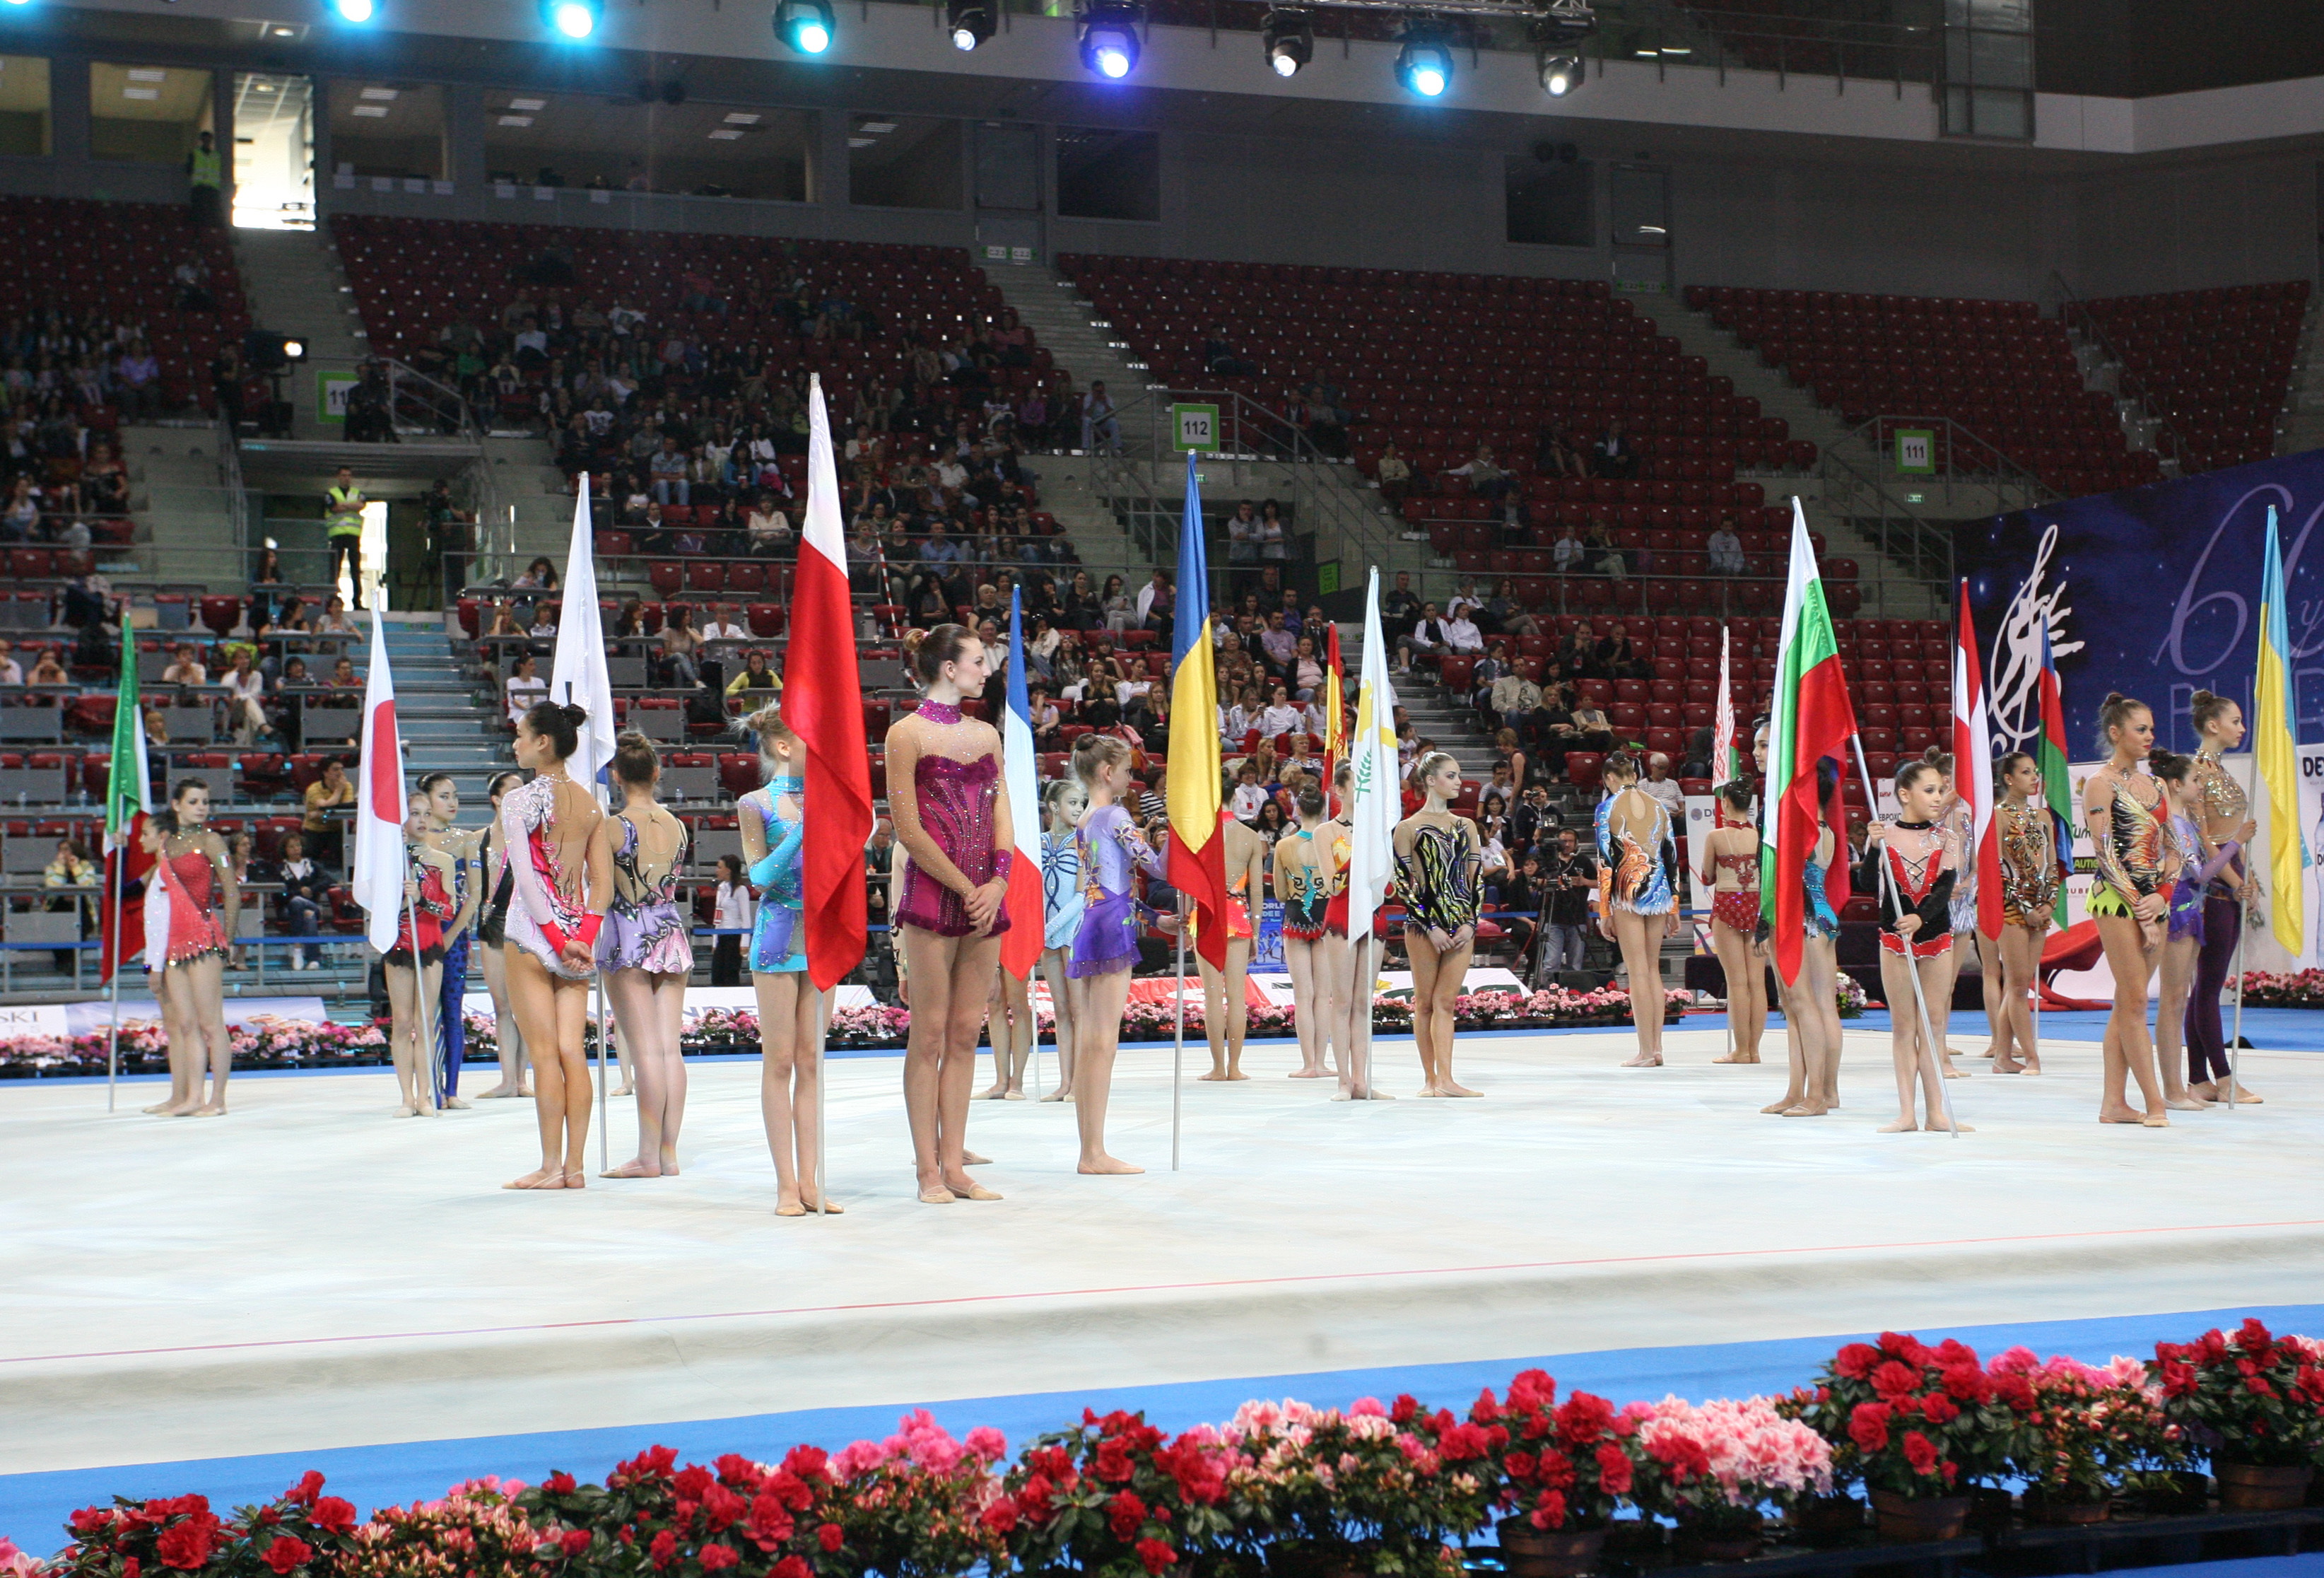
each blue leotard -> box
[743,777,806,974]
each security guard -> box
[187,131,222,229]
[324,467,368,609]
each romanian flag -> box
[2035,621,2075,892]
[1164,452,1227,970]
[1759,498,1857,986]
[2253,504,2307,959]
[1322,623,1345,806]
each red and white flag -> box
[350,608,408,953]
[785,375,874,990]
[1952,580,2003,940]
[1713,624,1737,785]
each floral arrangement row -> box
[2236,969,2324,1008]
[13,1320,2323,1577]
[0,989,1689,1077]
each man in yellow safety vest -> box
[187,131,222,229]
[325,467,368,609]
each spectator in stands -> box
[1444,604,1485,658]
[701,603,747,643]
[25,647,64,689]
[1445,443,1511,502]
[1395,602,1450,674]
[1585,520,1623,578]
[83,442,127,517]
[317,595,358,637]
[1486,578,1540,638]
[1255,683,1303,740]
[1708,522,1745,577]
[43,838,97,972]
[1510,782,1556,858]
[1592,419,1637,481]
[1202,327,1257,379]
[1257,500,1290,565]
[1549,521,1586,575]
[1222,684,1262,747]
[1137,568,1175,633]
[662,607,702,689]
[1256,610,1298,679]
[1537,426,1588,479]
[504,653,548,723]
[1380,571,1421,643]
[1529,683,1578,777]
[649,436,690,506]
[116,341,163,421]
[725,648,780,707]
[277,832,329,971]
[1375,441,1412,503]
[528,606,558,640]
[162,643,207,689]
[1598,621,1648,681]
[746,493,793,559]
[1681,724,1716,781]
[1569,695,1614,756]
[0,640,19,686]
[1081,380,1120,455]
[303,758,355,867]
[222,651,269,745]
[1640,754,1684,821]
[1556,621,1600,680]
[1227,501,1260,567]
[1,477,39,544]
[174,254,216,312]
[1487,662,1539,737]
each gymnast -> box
[1594,752,1679,1070]
[1396,750,1483,1097]
[2082,694,2172,1128]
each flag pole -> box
[2226,921,2246,1109]
[105,848,122,1112]
[814,983,831,1214]
[1171,896,1185,1171]
[1851,736,1960,1137]
[404,852,439,1110]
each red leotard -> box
[163,845,230,967]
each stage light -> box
[540,0,599,38]
[1395,33,1452,97]
[1077,4,1142,78]
[333,0,375,21]
[775,0,834,54]
[947,0,994,50]
[1262,9,1312,77]
[1538,50,1579,94]
[1532,0,1593,93]
[282,337,307,361]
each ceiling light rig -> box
[1076,1,1142,78]
[775,0,834,54]
[1262,8,1313,76]
[1531,0,1595,95]
[947,0,995,50]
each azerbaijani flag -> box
[786,375,874,990]
[99,607,153,983]
[1759,499,1857,986]
[1322,622,1345,807]
[1713,624,1737,786]
[1164,451,1228,971]
[998,588,1045,978]
[2035,620,2075,892]
[2253,504,2308,959]
[1952,581,2003,940]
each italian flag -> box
[1759,500,1858,986]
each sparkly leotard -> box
[1069,801,1165,976]
[1320,821,1351,937]
[1997,800,2059,929]
[1708,847,1759,933]
[1877,820,1955,959]
[1595,789,1677,916]
[597,812,695,974]
[500,773,597,978]
[1042,826,1083,951]
[742,778,806,974]
[161,839,230,967]
[894,700,1013,938]
[2087,771,2167,919]
[2193,749,2248,900]
[1398,817,1481,937]
[385,848,454,968]
[1802,837,1840,940]
[1280,828,1330,942]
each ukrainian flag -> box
[2254,504,2307,959]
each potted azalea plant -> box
[1218,1397,1492,1578]
[1988,1349,2191,1523]
[1619,1396,1832,1560]
[992,1407,1254,1578]
[1788,1333,2026,1543]
[2151,1319,2324,1509]
[1465,1371,1645,1577]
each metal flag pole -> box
[404,862,439,1110]
[2226,920,2248,1109]
[1354,932,1376,1099]
[814,983,831,1214]
[1170,895,1186,1171]
[1851,737,1960,1138]
[104,846,123,1111]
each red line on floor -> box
[13,1217,2322,1368]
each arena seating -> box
[2066,281,2311,474]
[1683,284,2158,498]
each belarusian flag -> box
[99,608,153,983]
[1759,499,1857,986]
[2034,621,2074,893]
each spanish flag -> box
[1322,622,1346,808]
[1164,452,1228,970]
[2254,504,2307,959]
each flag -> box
[2254,504,2308,959]
[785,374,875,990]
[998,588,1045,979]
[1713,624,1737,786]
[1952,581,2003,940]
[351,609,409,954]
[2034,621,2075,888]
[548,487,617,794]
[99,608,153,983]
[1759,499,1857,986]
[1345,568,1401,947]
[1163,450,1228,970]
[1322,621,1346,803]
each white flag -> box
[1344,568,1401,945]
[548,487,618,795]
[350,609,409,954]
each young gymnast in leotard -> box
[471,771,529,1099]
[500,701,609,1189]
[383,802,457,1118]
[138,812,189,1117]
[1396,750,1483,1097]
[1275,783,1344,1082]
[416,773,482,1111]
[156,780,237,1116]
[2186,690,2260,1104]
[1766,758,1844,1117]
[1874,754,1969,1133]
[1595,752,1678,1070]
[2083,694,2171,1129]
[594,732,695,1180]
[1993,752,2059,1077]
[2152,750,2238,1113]
[1067,732,1169,1172]
[1196,817,1266,1081]
[1038,776,1086,1102]
[1698,781,1765,1065]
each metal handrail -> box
[1838,413,2053,503]
[2050,269,2186,477]
[216,411,250,554]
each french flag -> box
[999,589,1045,977]
[785,376,874,990]
[350,608,408,953]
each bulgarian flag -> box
[1759,499,1857,986]
[99,607,153,983]
[786,375,874,990]
[1952,581,2003,940]
[2035,620,2075,889]
[997,588,1045,978]
[1164,451,1228,971]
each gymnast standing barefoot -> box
[1991,754,2059,1077]
[1327,761,1372,1099]
[156,781,237,1116]
[2083,694,2171,1129]
[416,773,481,1110]
[1276,783,1341,1082]
[2152,752,2237,1113]
[1038,776,1086,1102]
[887,626,1014,1204]
[1873,755,1970,1133]
[1594,752,1679,1070]
[471,771,530,1100]
[594,732,695,1180]
[500,701,609,1190]
[1766,759,1844,1116]
[137,813,192,1116]
[1067,733,1169,1172]
[382,810,457,1118]
[1397,750,1484,1097]
[1196,817,1266,1082]
[1698,782,1766,1065]
[2187,691,2262,1104]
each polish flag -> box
[349,608,409,953]
[998,588,1045,978]
[1952,580,2002,940]
[785,375,874,990]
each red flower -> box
[1472,1389,1504,1425]
[285,1474,326,1510]
[774,1557,811,1578]
[1848,1403,1891,1452]
[817,1523,843,1553]
[544,1472,580,1495]
[1108,1492,1149,1540]
[1594,1442,1633,1495]
[649,1531,679,1570]
[1901,1432,1939,1475]
[1391,1395,1421,1425]
[1134,1538,1177,1574]
[781,1445,828,1483]
[2237,1319,2275,1352]
[310,1500,356,1536]
[1942,1364,1990,1403]
[698,1544,739,1572]
[620,1447,681,1485]
[1920,1393,1960,1425]
[675,1466,715,1501]
[700,1485,744,1533]
[745,1491,795,1549]
[1870,1362,1922,1401]
[980,1502,1019,1536]
[69,1507,114,1536]
[560,1530,592,1557]
[1437,1422,1491,1461]
[1834,1344,1882,1380]
[1554,1392,1614,1446]
[2160,1362,2199,1398]
[155,1516,222,1570]
[262,1537,313,1575]
[2248,1377,2277,1397]
[1093,1440,1136,1485]
[1528,1490,1568,1531]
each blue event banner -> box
[1960,448,2324,759]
